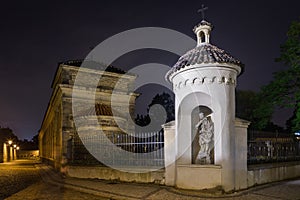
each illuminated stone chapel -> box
[164,14,250,191]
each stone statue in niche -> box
[195,112,214,164]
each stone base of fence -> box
[247,161,300,187]
[67,165,165,184]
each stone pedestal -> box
[162,117,250,191]
[176,164,221,190]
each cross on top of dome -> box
[194,5,212,45]
[197,4,208,21]
[165,6,244,82]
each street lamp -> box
[16,146,20,150]
[8,140,12,145]
[13,144,17,148]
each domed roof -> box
[166,20,244,81]
[166,43,243,79]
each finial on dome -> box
[194,5,212,45]
[197,4,208,21]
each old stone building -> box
[39,60,138,169]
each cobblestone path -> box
[0,160,104,200]
[0,160,40,199]
[5,181,108,200]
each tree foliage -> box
[135,92,175,129]
[147,92,175,123]
[236,90,258,121]
[236,90,283,131]
[0,127,19,144]
[257,19,300,132]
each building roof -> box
[166,20,244,81]
[60,59,126,74]
[166,43,244,80]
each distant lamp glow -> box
[295,132,300,140]
[13,144,17,148]
[16,146,20,150]
[8,140,12,145]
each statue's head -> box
[199,112,204,119]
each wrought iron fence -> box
[69,129,300,167]
[70,131,164,168]
[247,132,300,164]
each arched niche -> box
[177,92,215,164]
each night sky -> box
[1,0,299,139]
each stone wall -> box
[17,150,39,159]
[67,166,165,184]
[247,162,300,187]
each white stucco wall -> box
[170,64,239,191]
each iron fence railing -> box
[247,140,300,164]
[69,131,164,168]
[69,129,300,167]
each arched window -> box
[199,31,205,43]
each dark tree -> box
[236,90,258,122]
[135,114,150,127]
[147,92,175,123]
[236,90,283,131]
[31,134,39,148]
[135,92,175,130]
[257,19,300,132]
[18,134,39,150]
[0,127,19,144]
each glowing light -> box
[8,140,12,145]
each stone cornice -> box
[174,75,237,90]
[167,63,241,83]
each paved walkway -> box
[0,160,40,199]
[3,160,300,199]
